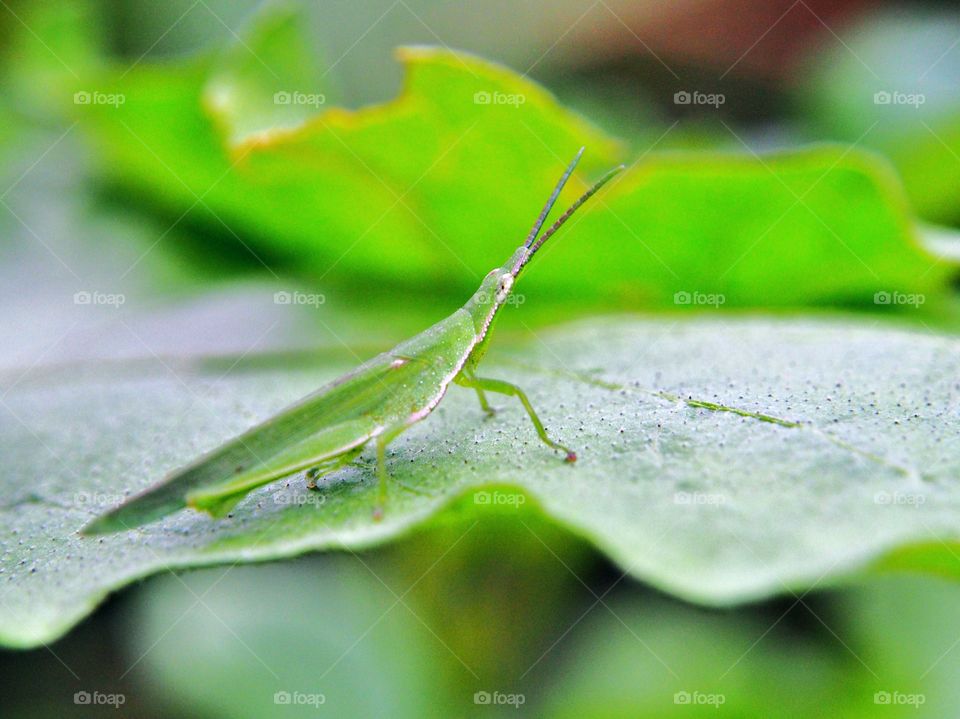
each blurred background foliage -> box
[3,0,960,716]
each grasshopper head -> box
[468,266,515,309]
[463,151,622,336]
[462,263,519,336]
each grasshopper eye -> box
[497,274,514,297]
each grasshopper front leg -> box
[460,368,495,417]
[473,384,496,416]
[456,374,576,462]
[374,424,409,520]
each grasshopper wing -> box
[83,309,478,534]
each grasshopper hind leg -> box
[305,446,364,489]
[302,430,418,522]
[373,424,411,521]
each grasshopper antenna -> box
[524,147,585,248]
[513,162,625,275]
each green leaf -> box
[546,146,949,308]
[1,0,104,118]
[7,297,960,647]
[71,7,620,292]
[545,575,960,717]
[5,4,960,654]
[799,9,960,224]
[204,2,329,146]
[68,5,951,308]
[129,559,440,718]
[541,590,867,718]
[126,510,593,718]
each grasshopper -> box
[83,148,623,534]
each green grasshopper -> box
[83,148,623,534]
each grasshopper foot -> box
[564,451,577,463]
[305,467,321,490]
[372,505,384,522]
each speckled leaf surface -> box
[4,314,960,647]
